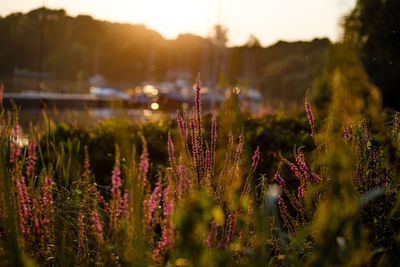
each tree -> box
[344,0,400,110]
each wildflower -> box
[10,123,21,164]
[234,135,244,165]
[168,132,177,173]
[26,137,38,180]
[177,115,188,141]
[297,186,304,198]
[205,149,211,171]
[16,175,31,234]
[110,164,122,227]
[305,93,315,136]
[91,210,103,234]
[204,221,218,248]
[210,116,217,172]
[194,75,202,141]
[144,183,162,229]
[177,164,190,197]
[278,196,287,209]
[275,173,285,186]
[225,212,237,246]
[153,186,175,262]
[138,150,150,189]
[111,165,122,195]
[190,114,199,174]
[82,146,91,181]
[251,148,260,171]
[369,149,376,160]
[42,175,55,207]
[77,211,86,256]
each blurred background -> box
[0,0,398,126]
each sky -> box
[0,0,357,46]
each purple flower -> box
[225,212,236,246]
[278,196,287,209]
[275,173,285,186]
[251,148,260,171]
[210,116,217,173]
[91,210,103,234]
[168,132,176,172]
[234,135,244,164]
[205,149,211,171]
[27,138,38,180]
[204,221,218,248]
[305,99,315,137]
[10,123,21,164]
[82,146,91,181]
[16,175,31,233]
[139,151,149,188]
[111,166,122,195]
[144,183,162,228]
[177,115,188,141]
[369,149,376,160]
[297,186,304,198]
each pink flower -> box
[251,148,260,171]
[305,99,315,137]
[275,173,285,186]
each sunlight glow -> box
[1,0,357,46]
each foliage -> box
[343,0,400,110]
[0,76,400,266]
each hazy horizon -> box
[1,0,356,47]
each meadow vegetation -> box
[0,74,399,266]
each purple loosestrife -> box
[111,166,122,195]
[278,196,287,209]
[42,175,54,209]
[168,132,177,174]
[296,152,321,183]
[26,137,37,180]
[204,221,218,248]
[153,186,175,262]
[32,198,41,236]
[82,146,91,182]
[298,186,304,198]
[144,183,162,229]
[305,96,315,137]
[223,211,237,248]
[110,162,122,228]
[194,76,205,177]
[205,149,211,172]
[77,211,86,257]
[177,163,190,198]
[40,175,55,241]
[369,149,376,161]
[122,190,130,217]
[290,162,304,183]
[91,210,103,236]
[16,175,31,234]
[177,115,188,142]
[139,151,150,190]
[194,76,202,148]
[190,114,199,178]
[10,123,21,164]
[88,184,109,211]
[275,173,285,186]
[343,124,351,140]
[211,116,217,174]
[251,148,260,172]
[233,135,244,167]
